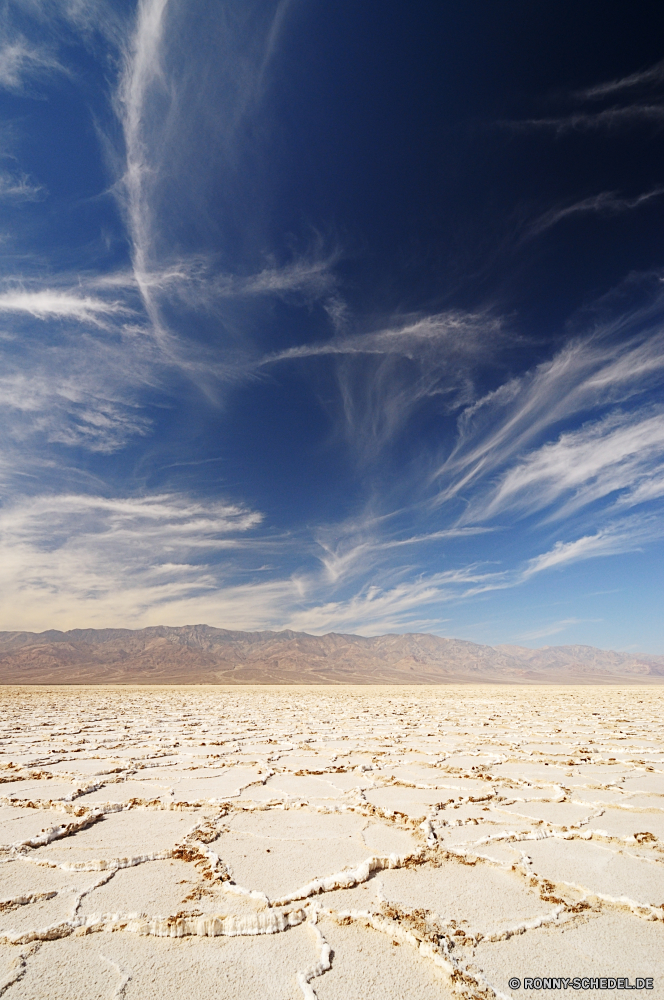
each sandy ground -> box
[0,685,661,999]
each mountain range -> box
[0,625,662,684]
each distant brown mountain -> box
[0,625,662,684]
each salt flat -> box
[0,686,661,999]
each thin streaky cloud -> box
[0,36,68,93]
[513,618,599,641]
[0,488,501,635]
[527,187,664,238]
[504,104,664,135]
[436,326,664,512]
[0,4,663,645]
[477,409,664,523]
[520,518,659,579]
[0,170,44,201]
[616,470,664,507]
[0,289,132,323]
[111,0,332,377]
[284,567,506,636]
[315,520,495,586]
[115,0,170,339]
[577,59,664,100]
[260,310,505,461]
[164,252,339,310]
[260,311,501,364]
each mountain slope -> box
[0,625,661,683]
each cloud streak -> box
[0,169,44,201]
[0,36,67,94]
[261,310,505,460]
[527,187,664,238]
[0,491,267,630]
[478,409,664,523]
[505,104,664,134]
[0,488,501,635]
[521,517,657,579]
[436,316,664,516]
[0,289,131,324]
[576,60,664,100]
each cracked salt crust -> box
[78,781,170,803]
[500,801,597,825]
[523,837,664,910]
[76,858,213,918]
[472,911,663,1000]
[364,786,452,818]
[3,781,78,802]
[4,926,317,1000]
[582,808,664,840]
[0,685,661,998]
[0,807,80,845]
[436,818,538,848]
[312,915,456,1000]
[379,861,562,935]
[30,810,203,867]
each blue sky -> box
[1,0,664,650]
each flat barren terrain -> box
[0,686,661,999]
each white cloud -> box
[0,169,44,201]
[0,289,131,324]
[107,0,338,378]
[263,310,501,364]
[262,310,504,459]
[284,566,505,635]
[315,519,493,585]
[143,252,339,311]
[576,60,664,100]
[513,617,598,641]
[116,0,168,285]
[527,187,664,238]
[0,492,266,631]
[479,409,664,522]
[0,307,162,455]
[0,486,508,635]
[0,36,67,93]
[617,472,664,507]
[437,325,664,514]
[521,521,653,579]
[505,104,664,134]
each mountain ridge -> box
[0,625,662,684]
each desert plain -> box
[0,684,661,999]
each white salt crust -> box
[0,685,661,998]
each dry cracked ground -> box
[0,685,661,1000]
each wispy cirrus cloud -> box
[314,515,493,586]
[575,59,664,100]
[0,305,162,456]
[521,517,658,579]
[436,314,664,515]
[477,409,664,523]
[526,187,664,238]
[0,36,67,94]
[284,567,503,635]
[503,58,664,136]
[513,617,599,641]
[0,168,44,201]
[0,491,269,631]
[0,288,131,324]
[0,4,663,645]
[262,309,506,460]
[113,0,318,363]
[0,487,497,635]
[507,104,664,134]
[146,251,339,312]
